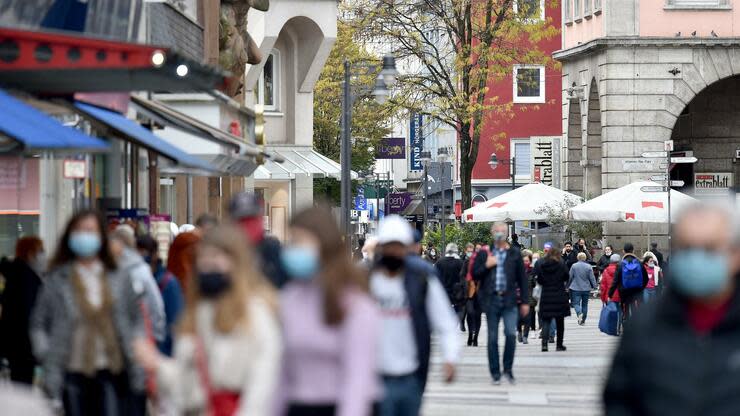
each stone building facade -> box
[555,0,740,248]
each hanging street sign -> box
[641,186,668,192]
[670,180,685,187]
[670,156,698,164]
[623,158,661,172]
[650,174,668,181]
[642,151,667,158]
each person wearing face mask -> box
[603,204,740,415]
[460,243,484,346]
[435,243,465,330]
[229,192,289,288]
[472,222,530,384]
[277,206,381,416]
[562,242,576,269]
[0,236,45,384]
[134,225,281,416]
[640,252,662,304]
[597,245,614,274]
[30,210,145,415]
[372,215,459,416]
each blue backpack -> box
[621,258,643,290]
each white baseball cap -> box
[377,215,414,246]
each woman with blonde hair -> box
[134,225,281,416]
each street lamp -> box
[489,151,517,237]
[437,147,450,252]
[420,150,432,234]
[341,55,398,243]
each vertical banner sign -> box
[530,137,554,186]
[409,113,424,171]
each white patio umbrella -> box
[462,183,582,223]
[568,181,698,223]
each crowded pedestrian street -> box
[424,312,618,416]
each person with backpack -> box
[603,204,740,415]
[371,215,459,415]
[608,243,649,323]
[136,235,184,357]
[472,222,529,384]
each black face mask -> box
[378,255,405,272]
[198,272,231,298]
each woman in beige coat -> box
[135,225,281,416]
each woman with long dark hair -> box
[30,210,144,416]
[134,225,281,416]
[276,205,381,416]
[535,244,571,352]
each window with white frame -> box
[584,0,592,17]
[665,0,730,8]
[514,0,545,20]
[513,65,545,104]
[511,139,532,181]
[594,0,602,14]
[565,0,573,22]
[257,51,279,111]
[574,0,582,20]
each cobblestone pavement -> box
[423,305,619,415]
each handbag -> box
[598,302,620,336]
[194,338,241,416]
[532,284,542,302]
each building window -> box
[511,139,532,181]
[584,0,592,17]
[594,0,602,14]
[514,0,545,20]
[258,51,279,111]
[665,0,730,8]
[513,65,545,104]
[565,0,573,23]
[574,0,582,20]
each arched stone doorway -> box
[564,98,583,196]
[585,78,602,199]
[670,75,740,199]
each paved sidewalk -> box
[422,305,619,415]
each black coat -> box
[0,258,42,364]
[597,254,611,273]
[535,258,571,319]
[435,256,464,304]
[257,236,288,288]
[604,280,740,416]
[472,246,528,310]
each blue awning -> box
[74,102,216,173]
[0,90,109,152]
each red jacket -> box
[600,263,621,303]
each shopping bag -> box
[599,302,619,336]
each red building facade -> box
[467,0,563,202]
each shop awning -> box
[0,90,108,153]
[0,27,227,93]
[129,95,261,157]
[74,102,216,173]
[254,146,357,180]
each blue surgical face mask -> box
[281,245,320,280]
[68,231,102,258]
[494,232,506,242]
[670,249,729,298]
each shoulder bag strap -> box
[194,337,215,416]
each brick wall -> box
[147,2,204,62]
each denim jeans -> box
[486,295,518,379]
[571,290,591,321]
[380,374,422,416]
[643,287,657,304]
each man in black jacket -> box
[473,222,529,385]
[604,204,740,415]
[436,243,465,331]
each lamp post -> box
[419,150,432,235]
[340,55,398,242]
[437,148,450,251]
[489,152,517,237]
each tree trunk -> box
[459,123,474,211]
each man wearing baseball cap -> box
[370,215,459,416]
[228,192,288,288]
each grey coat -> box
[568,261,597,292]
[29,263,146,399]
